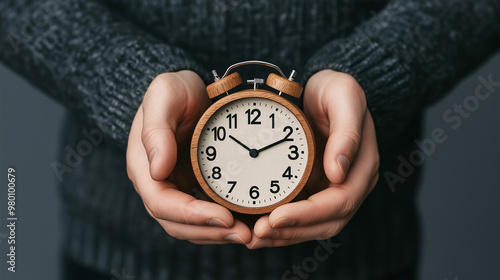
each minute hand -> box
[257,136,293,153]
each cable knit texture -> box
[1,0,499,279]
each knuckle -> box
[336,73,367,108]
[284,230,305,240]
[343,128,362,149]
[338,197,357,217]
[178,200,199,225]
[145,73,184,101]
[201,230,223,241]
[340,73,359,88]
[163,224,185,240]
[316,224,342,240]
[146,199,164,220]
[141,127,162,148]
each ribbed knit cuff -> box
[303,33,418,151]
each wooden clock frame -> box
[190,88,315,214]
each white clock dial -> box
[197,97,309,208]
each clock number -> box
[270,113,275,129]
[249,186,260,199]
[226,114,237,129]
[206,146,217,161]
[283,126,293,140]
[282,166,293,180]
[245,109,261,125]
[270,180,280,194]
[212,166,221,180]
[211,126,226,141]
[227,181,237,193]
[288,145,299,160]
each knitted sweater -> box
[1,0,499,279]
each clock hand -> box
[229,135,251,151]
[229,135,259,158]
[257,136,293,153]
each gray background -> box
[1,53,499,279]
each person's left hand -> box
[248,70,379,248]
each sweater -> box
[1,0,499,279]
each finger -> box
[255,218,348,241]
[156,219,252,244]
[247,236,302,249]
[190,240,233,245]
[269,112,378,227]
[127,109,235,227]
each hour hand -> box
[229,135,259,158]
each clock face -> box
[195,95,311,211]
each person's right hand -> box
[126,70,252,245]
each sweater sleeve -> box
[303,0,500,150]
[0,0,207,149]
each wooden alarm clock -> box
[191,61,315,214]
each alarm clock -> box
[191,61,315,214]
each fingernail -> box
[261,228,278,239]
[225,234,246,244]
[272,218,295,228]
[207,218,229,228]
[337,155,350,177]
[148,148,158,164]
[252,239,271,249]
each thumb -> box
[321,77,366,184]
[323,120,363,184]
[141,74,189,181]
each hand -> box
[126,70,252,245]
[248,70,379,248]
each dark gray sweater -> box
[1,0,499,279]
